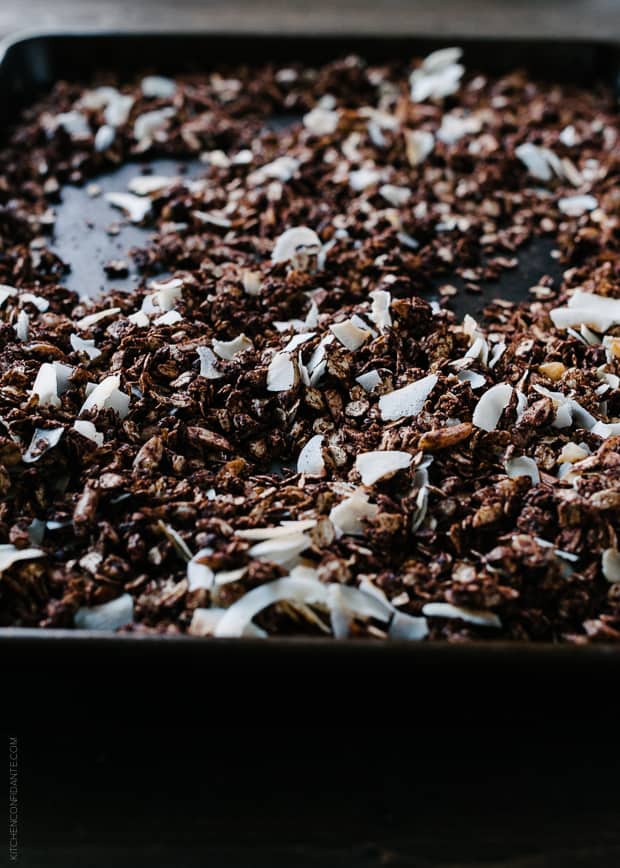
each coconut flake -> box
[31,363,62,407]
[356,370,382,392]
[80,375,130,419]
[602,548,620,583]
[404,129,435,166]
[187,548,215,591]
[505,456,540,484]
[212,334,253,360]
[0,284,18,306]
[437,112,482,145]
[105,192,151,223]
[54,110,91,139]
[349,167,381,191]
[356,451,412,486]
[379,184,411,207]
[410,47,464,102]
[20,293,49,312]
[15,310,29,341]
[154,310,182,326]
[422,602,501,628]
[457,370,486,390]
[303,107,339,135]
[236,521,317,541]
[330,319,371,351]
[249,156,299,184]
[133,106,175,146]
[379,374,438,421]
[389,611,429,641]
[75,307,121,329]
[533,384,597,430]
[515,143,562,182]
[196,346,223,380]
[249,533,311,567]
[558,195,598,216]
[550,290,620,333]
[297,434,325,476]
[73,420,104,447]
[472,383,513,432]
[128,175,177,196]
[70,333,101,360]
[94,124,115,152]
[214,577,325,637]
[23,427,64,463]
[272,226,321,267]
[242,270,262,296]
[368,289,392,331]
[74,594,133,631]
[0,544,44,574]
[329,490,379,537]
[267,352,296,392]
[141,75,177,98]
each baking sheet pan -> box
[1,31,619,708]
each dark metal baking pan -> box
[1,31,619,720]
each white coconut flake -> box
[0,544,44,574]
[330,319,371,351]
[133,107,175,146]
[236,521,317,541]
[249,533,311,567]
[329,490,379,537]
[54,110,91,139]
[272,226,321,267]
[242,270,262,296]
[74,593,133,631]
[404,129,435,166]
[437,112,482,145]
[422,601,501,628]
[15,310,29,341]
[127,311,150,328]
[196,346,223,380]
[23,427,64,464]
[410,47,464,102]
[94,124,115,152]
[368,289,392,331]
[379,184,411,207]
[249,156,299,184]
[20,293,49,312]
[102,92,134,127]
[0,284,18,306]
[505,456,540,484]
[283,332,316,353]
[267,352,296,392]
[558,195,598,216]
[212,334,253,360]
[533,384,597,430]
[550,290,620,333]
[154,310,183,326]
[187,548,215,591]
[31,363,61,408]
[214,577,324,637]
[105,192,151,223]
[141,75,177,98]
[602,548,620,583]
[356,451,412,486]
[70,333,101,360]
[303,107,339,136]
[457,369,486,390]
[379,374,438,421]
[80,375,130,419]
[515,142,562,182]
[349,167,381,192]
[297,434,325,476]
[389,611,429,641]
[75,307,121,329]
[472,383,513,432]
[214,567,248,586]
[356,370,382,392]
[128,175,177,196]
[73,420,104,447]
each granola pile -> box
[1,48,620,641]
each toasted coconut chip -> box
[187,548,215,590]
[236,521,317,541]
[73,420,104,447]
[70,333,101,360]
[303,107,339,135]
[330,318,371,351]
[272,226,321,267]
[196,346,223,380]
[379,374,438,421]
[141,75,176,98]
[368,289,392,331]
[505,456,540,484]
[404,129,435,166]
[550,290,620,332]
[267,352,297,392]
[356,369,383,392]
[128,175,177,196]
[297,434,326,476]
[422,602,501,628]
[133,107,175,145]
[23,427,64,464]
[472,383,513,431]
[410,47,464,102]
[558,194,598,216]
[75,307,121,329]
[602,548,620,583]
[94,124,115,152]
[0,544,44,574]
[457,369,486,390]
[249,533,312,567]
[212,334,253,360]
[15,309,29,341]
[104,192,151,223]
[379,184,411,207]
[355,450,412,486]
[80,375,130,419]
[74,593,133,631]
[389,611,429,641]
[329,490,379,537]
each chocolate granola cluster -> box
[1,50,620,641]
